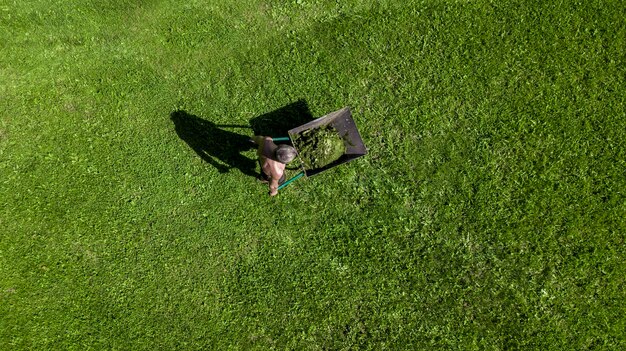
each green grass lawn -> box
[2,0,625,349]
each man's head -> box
[275,144,297,164]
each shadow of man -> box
[170,110,257,177]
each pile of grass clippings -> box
[293,125,346,169]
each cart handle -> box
[278,171,305,190]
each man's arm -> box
[252,136,269,156]
[251,135,266,145]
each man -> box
[250,136,297,196]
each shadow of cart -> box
[249,99,314,138]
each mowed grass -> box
[1,0,625,349]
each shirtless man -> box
[251,136,297,196]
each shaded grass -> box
[2,0,625,349]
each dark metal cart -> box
[272,107,367,190]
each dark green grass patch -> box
[2,0,625,349]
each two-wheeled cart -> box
[271,107,367,190]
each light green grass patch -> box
[2,0,625,349]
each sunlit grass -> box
[1,0,625,349]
